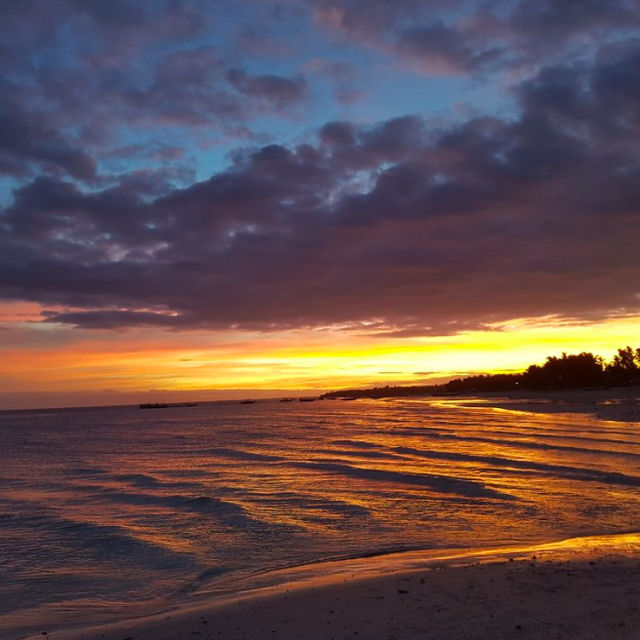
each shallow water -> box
[1,397,639,638]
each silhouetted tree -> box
[605,346,640,386]
[522,352,604,389]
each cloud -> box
[1,3,640,337]
[0,2,312,187]
[226,68,308,109]
[0,112,97,182]
[312,0,640,75]
[103,47,309,127]
[396,21,503,74]
[2,34,640,335]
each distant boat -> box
[241,399,256,404]
[139,402,197,409]
[279,398,294,402]
[298,397,316,402]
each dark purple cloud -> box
[0,1,311,184]
[313,0,640,74]
[2,34,640,334]
[1,2,640,337]
[226,69,308,109]
[396,21,503,74]
[0,112,97,182]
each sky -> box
[1,0,640,409]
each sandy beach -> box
[28,533,640,640]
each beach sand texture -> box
[35,533,640,640]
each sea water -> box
[1,397,640,638]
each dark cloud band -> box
[1,1,639,334]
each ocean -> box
[1,397,639,639]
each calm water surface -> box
[1,397,639,638]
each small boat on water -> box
[139,402,197,409]
[298,397,316,402]
[241,399,256,404]
[279,398,294,402]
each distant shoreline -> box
[3,384,640,418]
[322,382,640,405]
[321,382,640,402]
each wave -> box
[87,488,301,533]
[331,439,387,449]
[66,466,109,476]
[313,447,401,460]
[390,446,640,488]
[465,425,640,449]
[7,512,194,571]
[108,473,204,490]
[201,447,284,462]
[317,437,640,489]
[289,461,516,501]
[389,428,640,460]
[245,490,371,518]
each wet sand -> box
[31,533,640,640]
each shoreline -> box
[26,532,640,640]
[430,387,640,423]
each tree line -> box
[321,346,640,399]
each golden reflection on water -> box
[2,396,640,639]
[105,400,638,551]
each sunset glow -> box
[2,309,638,408]
[1,1,639,409]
